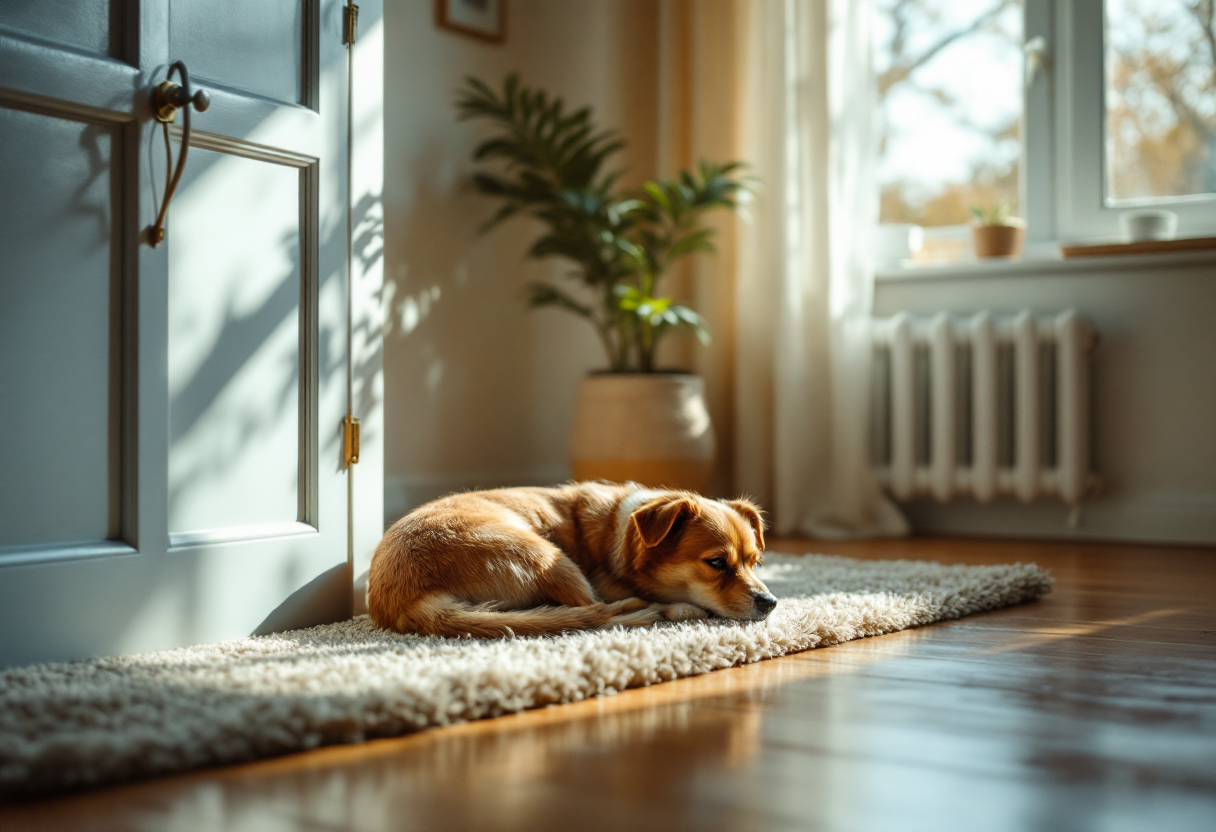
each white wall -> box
[382,0,659,524]
[383,2,1215,546]
[874,253,1216,545]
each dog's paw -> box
[658,602,710,622]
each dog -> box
[367,481,777,638]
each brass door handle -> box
[147,61,209,247]
[154,78,210,123]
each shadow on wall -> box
[381,0,664,525]
[383,135,587,508]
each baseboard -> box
[384,468,572,527]
[900,491,1216,546]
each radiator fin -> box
[872,310,1098,506]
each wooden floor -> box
[3,537,1215,831]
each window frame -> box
[879,0,1216,256]
[1036,0,1216,242]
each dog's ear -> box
[631,496,699,548]
[725,499,766,551]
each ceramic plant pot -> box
[569,372,715,492]
[972,221,1026,258]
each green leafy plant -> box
[970,201,1016,226]
[455,74,755,372]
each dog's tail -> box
[384,594,657,638]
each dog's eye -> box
[704,557,728,571]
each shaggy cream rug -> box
[0,553,1051,795]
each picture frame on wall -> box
[436,0,506,43]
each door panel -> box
[0,0,123,59]
[155,0,347,622]
[170,0,310,106]
[168,147,307,538]
[0,106,119,549]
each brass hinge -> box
[343,3,359,45]
[343,414,360,465]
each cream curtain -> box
[660,0,907,537]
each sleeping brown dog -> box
[368,481,777,638]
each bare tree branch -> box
[1188,0,1216,82]
[877,0,1019,97]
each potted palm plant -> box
[456,75,754,491]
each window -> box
[874,0,1216,262]
[875,0,1024,227]
[1104,0,1216,202]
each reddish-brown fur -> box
[367,482,776,638]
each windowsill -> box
[875,245,1216,283]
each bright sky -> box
[873,0,1023,197]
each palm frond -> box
[526,282,595,318]
[455,74,751,371]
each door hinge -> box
[343,414,361,465]
[343,3,359,45]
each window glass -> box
[1105,0,1216,202]
[874,0,1024,230]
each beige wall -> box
[383,0,660,522]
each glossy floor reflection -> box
[3,538,1214,831]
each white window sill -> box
[875,246,1216,284]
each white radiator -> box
[871,310,1099,506]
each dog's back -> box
[368,484,653,637]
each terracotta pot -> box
[569,373,715,492]
[972,222,1026,258]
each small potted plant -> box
[456,75,755,491]
[970,201,1025,258]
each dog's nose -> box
[753,592,777,616]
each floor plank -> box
[2,537,1215,832]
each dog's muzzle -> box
[752,592,778,618]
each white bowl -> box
[1119,209,1178,242]
[875,223,924,265]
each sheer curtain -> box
[661,0,907,537]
